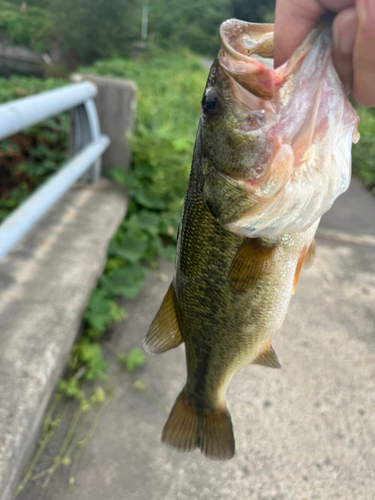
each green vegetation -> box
[353,107,375,191]
[83,50,206,245]
[0,76,68,222]
[148,0,232,55]
[0,0,49,52]
[15,347,146,495]
[0,0,275,65]
[48,0,141,65]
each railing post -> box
[70,98,102,183]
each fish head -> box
[201,17,359,238]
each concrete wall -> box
[71,73,137,172]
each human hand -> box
[274,0,375,106]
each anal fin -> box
[252,342,281,369]
[144,283,183,354]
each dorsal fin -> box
[252,342,281,369]
[144,283,183,354]
[293,238,315,294]
[228,238,276,293]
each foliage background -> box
[0,0,276,64]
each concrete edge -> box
[0,179,127,500]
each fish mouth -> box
[219,19,276,101]
[217,17,348,164]
[212,16,359,238]
[218,16,338,116]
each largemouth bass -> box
[144,17,359,460]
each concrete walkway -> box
[18,178,375,500]
[0,179,127,500]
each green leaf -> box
[84,289,126,333]
[126,348,146,373]
[87,289,110,315]
[106,167,128,186]
[118,353,128,368]
[109,232,149,264]
[58,379,68,394]
[133,190,167,210]
[100,264,149,299]
[127,210,161,237]
[133,380,146,391]
[109,301,127,323]
[64,378,79,397]
[90,387,106,404]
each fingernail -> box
[334,9,358,55]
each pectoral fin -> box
[144,283,183,354]
[228,238,276,293]
[252,342,281,369]
[292,239,315,294]
[303,238,315,269]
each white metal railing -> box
[0,82,110,260]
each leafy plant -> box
[118,348,146,373]
[81,49,206,265]
[352,106,375,191]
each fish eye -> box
[202,90,221,118]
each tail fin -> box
[161,390,235,460]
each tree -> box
[148,0,233,56]
[231,0,275,23]
[49,0,142,66]
[0,0,49,51]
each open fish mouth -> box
[219,19,276,100]
[202,17,360,238]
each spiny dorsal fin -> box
[144,283,183,354]
[228,238,276,293]
[293,238,315,294]
[252,343,281,369]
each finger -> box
[332,7,357,93]
[351,0,375,106]
[274,0,323,68]
[274,0,355,68]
